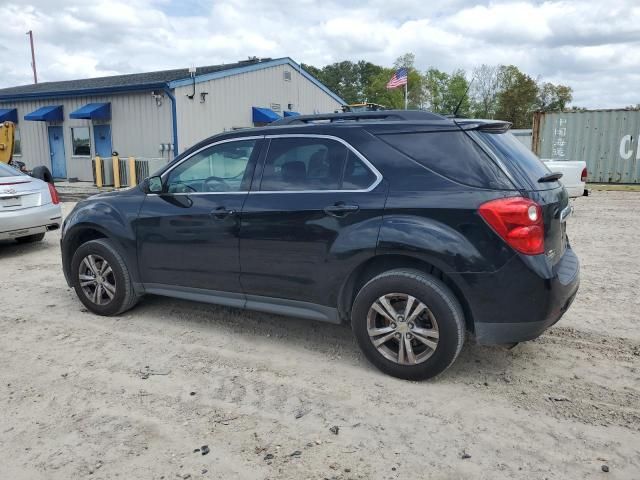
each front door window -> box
[166,140,256,193]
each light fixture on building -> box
[151,90,163,107]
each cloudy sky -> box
[1,0,639,108]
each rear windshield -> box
[475,131,559,190]
[0,163,25,178]
[377,131,514,189]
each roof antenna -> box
[452,78,474,118]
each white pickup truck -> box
[541,159,588,198]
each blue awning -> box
[70,102,111,120]
[283,111,300,117]
[24,105,63,122]
[252,106,281,123]
[0,108,18,123]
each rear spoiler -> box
[454,120,512,133]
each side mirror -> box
[147,175,164,194]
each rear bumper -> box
[0,203,62,240]
[564,183,585,198]
[452,246,580,345]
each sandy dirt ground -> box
[1,190,639,480]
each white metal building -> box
[0,57,344,183]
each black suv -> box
[61,111,579,380]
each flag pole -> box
[404,75,408,110]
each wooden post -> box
[128,156,136,186]
[95,156,103,188]
[112,155,120,189]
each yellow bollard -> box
[112,155,120,189]
[95,156,103,188]
[128,156,136,186]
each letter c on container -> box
[619,134,633,160]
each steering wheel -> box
[169,182,197,193]
[203,176,230,192]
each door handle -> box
[210,206,236,220]
[323,203,359,217]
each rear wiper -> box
[538,172,563,182]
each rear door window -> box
[260,137,377,191]
[475,131,559,190]
[378,131,514,190]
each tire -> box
[351,269,465,380]
[70,238,139,316]
[31,165,54,184]
[15,232,45,243]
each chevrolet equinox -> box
[61,111,580,380]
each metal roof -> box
[0,57,345,104]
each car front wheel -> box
[351,269,465,380]
[70,238,139,316]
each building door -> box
[93,124,112,157]
[48,126,66,178]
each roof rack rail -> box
[271,110,447,126]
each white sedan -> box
[542,159,588,198]
[0,162,62,243]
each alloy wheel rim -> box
[78,254,116,306]
[366,293,439,365]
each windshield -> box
[476,131,559,190]
[0,162,25,178]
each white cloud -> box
[0,0,638,108]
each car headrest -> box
[281,161,306,183]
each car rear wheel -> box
[70,239,138,316]
[15,232,45,243]
[351,269,465,380]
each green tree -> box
[423,68,470,115]
[301,60,384,105]
[495,65,538,128]
[536,82,573,112]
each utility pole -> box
[26,30,38,84]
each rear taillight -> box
[48,183,60,205]
[581,167,588,183]
[478,197,544,255]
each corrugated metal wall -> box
[511,129,533,150]
[175,63,342,150]
[532,110,640,183]
[1,92,172,181]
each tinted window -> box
[261,137,344,191]
[379,131,514,189]
[167,139,256,193]
[260,137,376,191]
[71,127,91,156]
[0,162,25,177]
[476,131,558,190]
[343,151,377,189]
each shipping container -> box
[511,129,533,150]
[532,109,640,184]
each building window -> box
[71,127,91,156]
[13,127,21,156]
[283,71,292,81]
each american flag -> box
[386,68,408,89]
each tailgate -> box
[532,185,570,264]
